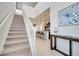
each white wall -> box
[23,5,36,55]
[22,2,50,18]
[15,9,23,15]
[0,3,15,54]
[22,4,35,17]
[50,2,74,34]
[0,2,14,24]
[16,2,37,9]
[50,2,79,55]
[34,2,50,18]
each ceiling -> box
[30,8,50,25]
[23,2,38,8]
[16,2,38,9]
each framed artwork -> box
[58,3,79,26]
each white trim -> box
[15,9,23,15]
[0,8,15,55]
[23,11,36,56]
[0,8,15,29]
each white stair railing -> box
[0,6,15,54]
[22,6,36,56]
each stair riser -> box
[9,30,25,31]
[11,26,25,28]
[9,30,25,32]
[3,42,30,55]
[10,27,25,29]
[5,41,29,47]
[9,30,26,33]
[10,28,25,30]
[10,26,25,28]
[8,33,26,36]
[2,47,31,56]
[10,27,25,30]
[11,25,25,26]
[6,37,28,40]
[7,36,27,40]
[11,25,24,27]
[8,32,26,33]
[12,23,24,24]
[3,47,30,55]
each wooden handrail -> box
[51,34,79,42]
[50,34,79,56]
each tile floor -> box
[36,37,64,56]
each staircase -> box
[1,15,32,56]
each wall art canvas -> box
[58,3,79,25]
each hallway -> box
[36,37,64,56]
